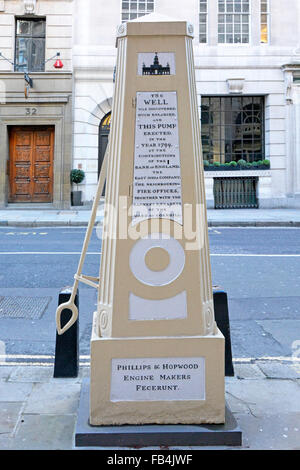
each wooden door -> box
[9,126,54,203]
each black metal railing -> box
[213,177,258,209]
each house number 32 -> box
[25,107,37,116]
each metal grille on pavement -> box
[0,296,51,319]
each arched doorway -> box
[98,112,111,177]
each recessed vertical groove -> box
[99,37,127,308]
[185,37,213,310]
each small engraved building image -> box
[142,53,170,75]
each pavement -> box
[0,206,300,227]
[0,360,299,450]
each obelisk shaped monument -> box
[90,13,225,425]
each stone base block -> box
[90,325,225,425]
[76,379,242,448]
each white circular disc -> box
[129,233,185,286]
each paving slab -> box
[226,379,300,416]
[256,320,300,352]
[257,362,300,379]
[12,414,77,450]
[24,381,81,414]
[0,366,13,381]
[0,435,14,450]
[225,390,252,415]
[235,412,300,450]
[0,402,23,435]
[8,366,53,383]
[233,363,266,380]
[229,320,289,358]
[0,381,32,402]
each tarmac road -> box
[0,226,300,363]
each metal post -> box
[54,287,79,378]
[213,289,234,377]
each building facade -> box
[1,0,300,209]
[0,0,73,208]
[73,0,300,209]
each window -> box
[201,96,265,164]
[199,0,208,43]
[15,18,46,72]
[121,0,154,22]
[218,0,250,44]
[260,0,269,43]
[98,112,111,185]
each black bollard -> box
[53,287,79,378]
[213,289,234,377]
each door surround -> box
[0,72,73,209]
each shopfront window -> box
[201,96,265,164]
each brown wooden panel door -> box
[9,126,54,203]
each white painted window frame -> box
[217,0,251,45]
[199,0,208,44]
[121,0,155,23]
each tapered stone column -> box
[90,13,225,425]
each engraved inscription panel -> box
[132,91,183,225]
[110,357,205,402]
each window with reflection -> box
[201,96,265,164]
[218,0,250,44]
[260,0,269,43]
[121,0,154,22]
[15,18,46,72]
